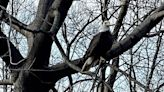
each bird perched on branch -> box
[81,20,113,72]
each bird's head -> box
[100,20,110,32]
[103,20,110,28]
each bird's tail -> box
[81,57,94,72]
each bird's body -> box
[81,21,113,71]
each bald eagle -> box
[81,21,113,71]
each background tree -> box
[0,0,164,92]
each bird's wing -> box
[84,33,102,58]
[81,33,102,71]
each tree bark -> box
[12,0,74,92]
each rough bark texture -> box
[1,0,74,92]
[13,0,74,91]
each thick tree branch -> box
[0,7,30,37]
[0,0,30,37]
[112,0,130,38]
[40,0,74,34]
[26,0,74,68]
[28,0,54,31]
[48,3,164,85]
[13,1,74,91]
[106,4,164,60]
[101,0,108,21]
[26,0,54,52]
[106,0,130,91]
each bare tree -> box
[0,0,164,92]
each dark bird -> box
[81,20,113,72]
